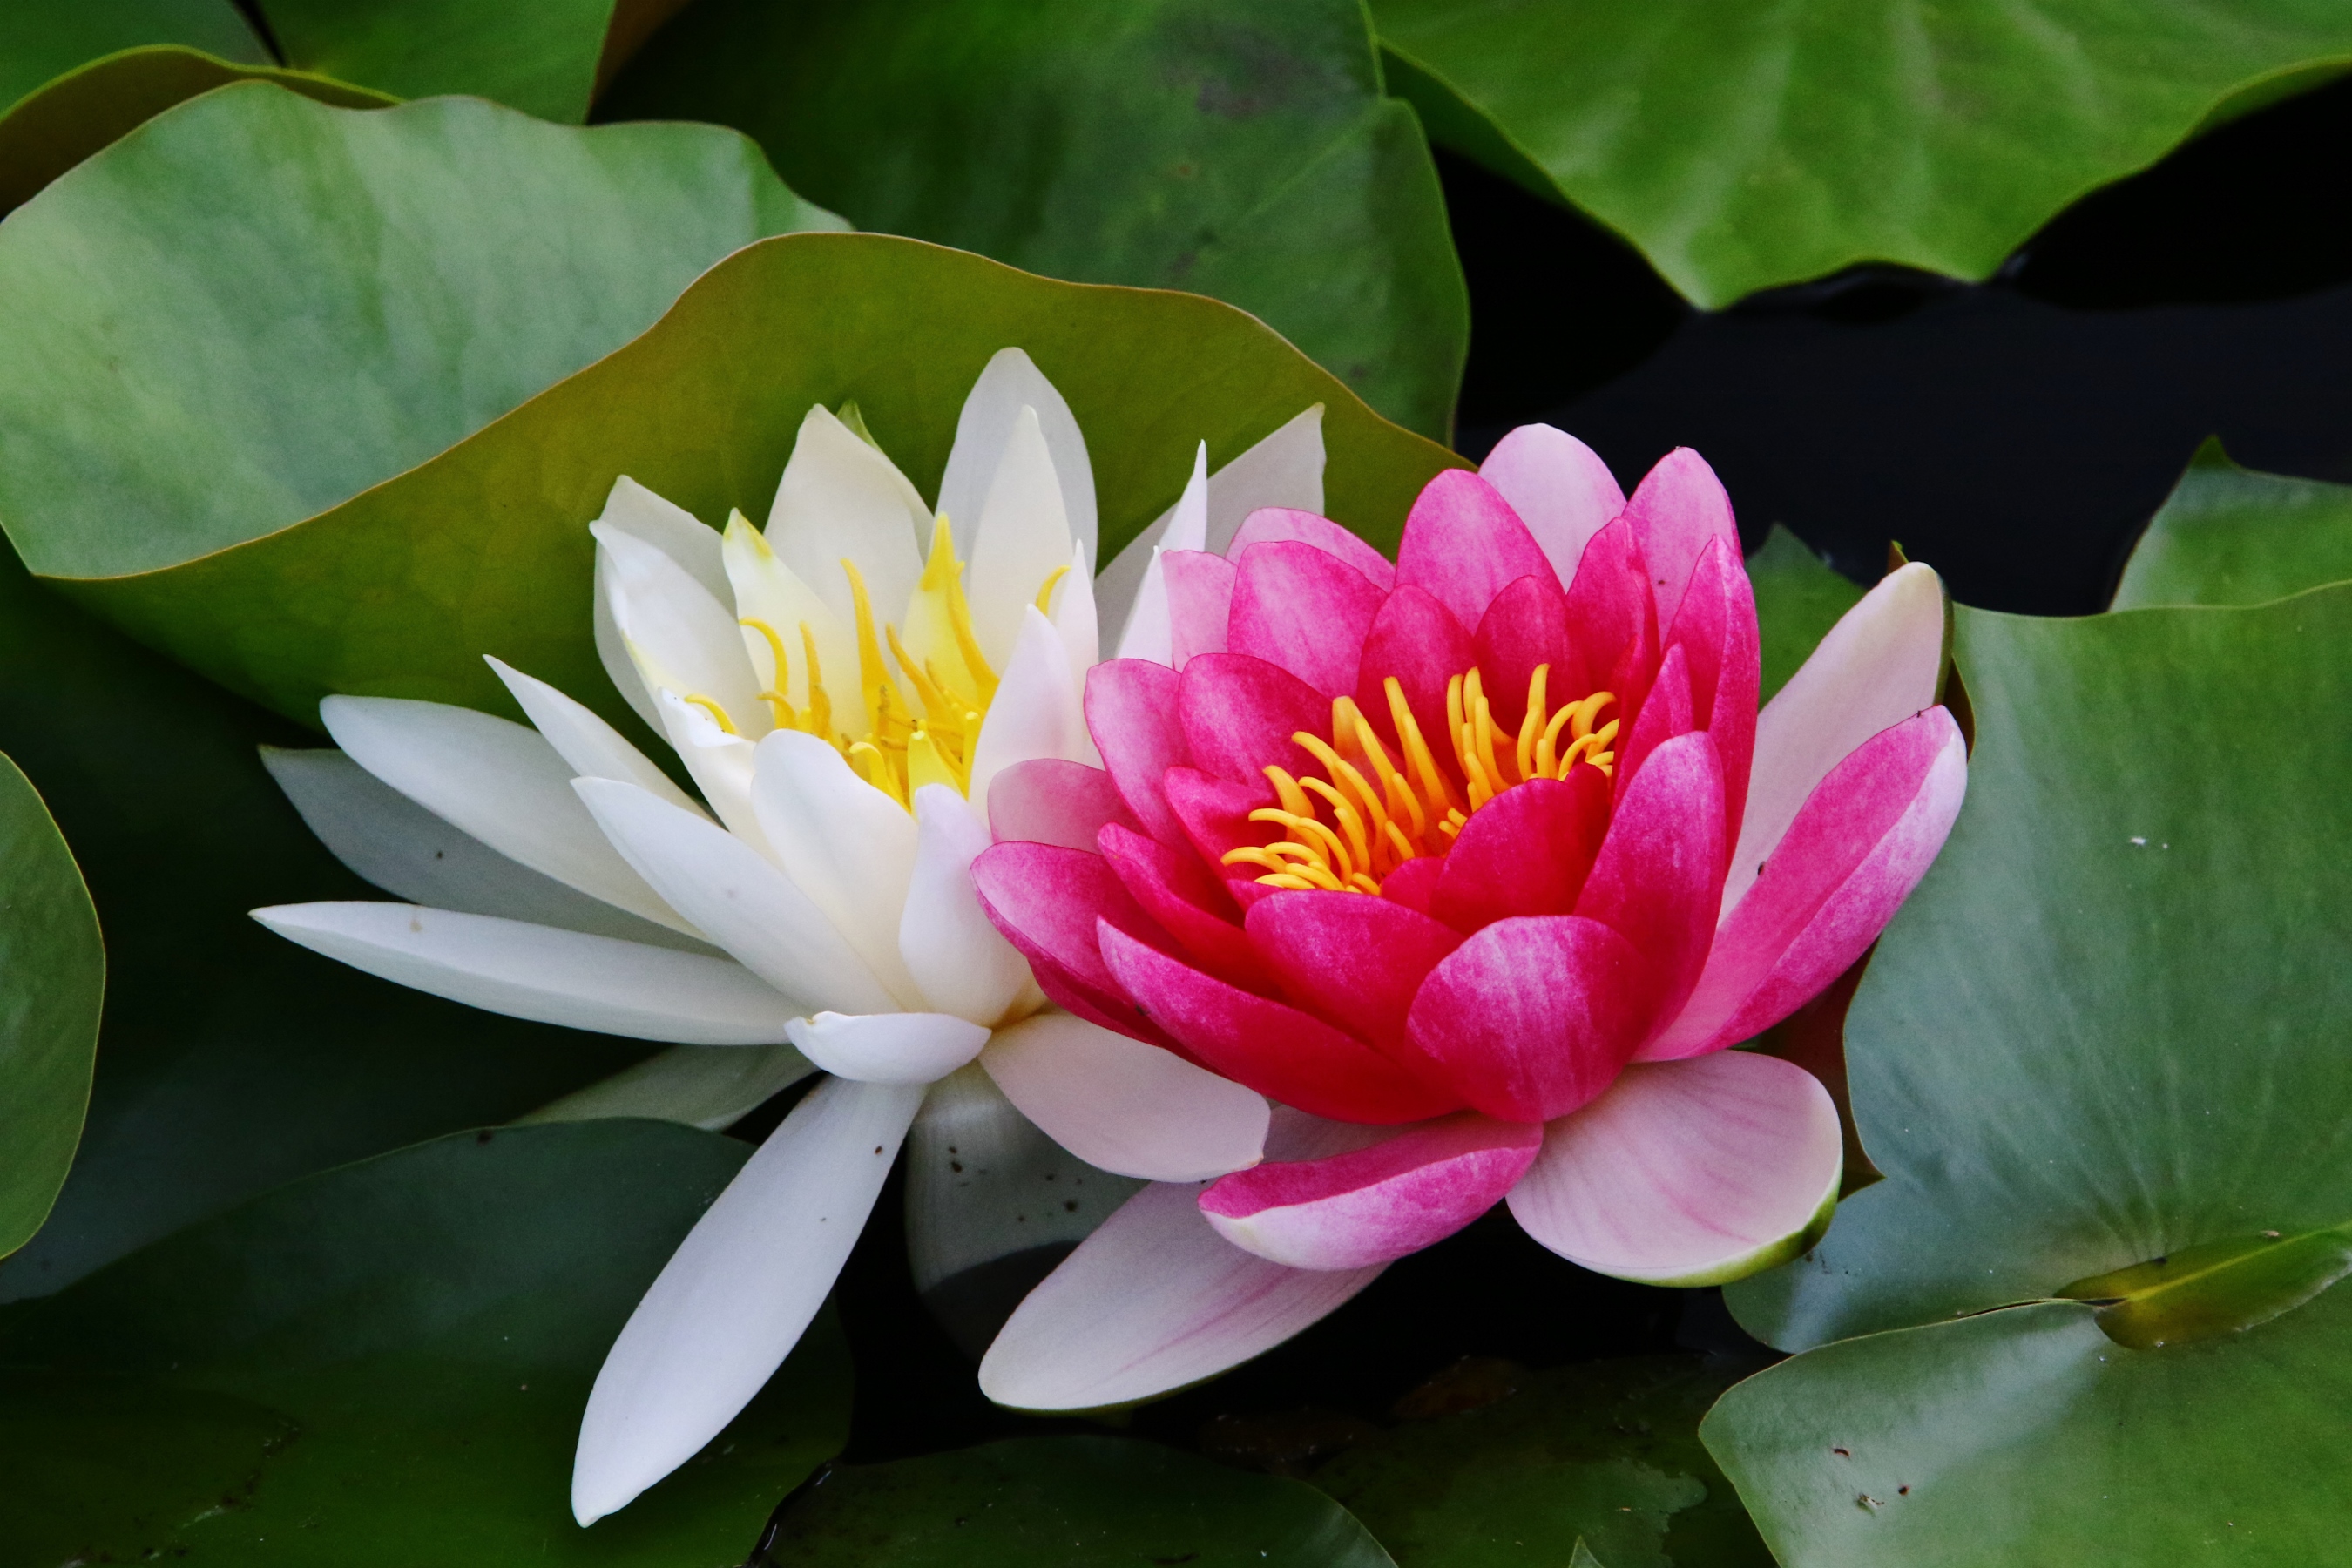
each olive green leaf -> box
[1746,526,1866,704]
[598,0,1468,438]
[761,1436,1394,1567]
[0,0,262,113]
[0,752,104,1260]
[0,1119,851,1566]
[1369,0,2352,307]
[1311,1355,1774,1567]
[2111,437,2352,610]
[517,1043,816,1132]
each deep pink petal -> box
[1431,771,1611,931]
[1379,855,1443,916]
[1576,731,1726,1041]
[1404,915,1652,1122]
[1179,653,1327,787]
[1645,708,1966,1060]
[1622,447,1739,632]
[1101,922,1463,1125]
[1231,507,1396,591]
[1354,585,1473,760]
[1201,1112,1542,1268]
[1558,517,1659,718]
[1615,642,1693,793]
[978,1181,1383,1411]
[1162,550,1236,669]
[1160,765,1281,905]
[1478,423,1626,591]
[989,758,1141,851]
[1472,572,1572,732]
[1243,889,1463,1056]
[1663,535,1761,846]
[1395,470,1554,632]
[970,841,1174,1046]
[1085,659,1192,849]
[1507,1052,1842,1284]
[1100,821,1275,993]
[1227,540,1387,700]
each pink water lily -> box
[970,427,1967,1410]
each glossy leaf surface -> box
[601,0,1467,439]
[0,0,261,112]
[1371,0,2352,306]
[0,1119,851,1565]
[2111,437,2352,609]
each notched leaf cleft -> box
[2058,1225,2352,1349]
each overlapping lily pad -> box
[0,0,262,113]
[1745,525,1867,703]
[1707,585,2352,1558]
[599,0,1468,438]
[0,1119,851,1565]
[2110,438,2352,609]
[1370,0,2352,306]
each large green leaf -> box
[2111,437,2352,610]
[0,538,648,1305]
[1709,587,2352,1558]
[761,1436,1393,1567]
[0,1119,851,1566]
[1369,0,2352,307]
[0,0,261,113]
[599,0,1467,439]
[1311,1355,1773,1567]
[0,752,103,1260]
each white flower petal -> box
[320,694,694,936]
[573,1076,923,1524]
[1112,443,1208,666]
[253,902,794,1044]
[936,347,1095,566]
[593,522,766,741]
[765,403,929,641]
[964,406,1076,671]
[574,777,895,1016]
[486,657,705,815]
[898,785,1031,1025]
[968,606,1091,810]
[749,731,924,1005]
[517,1043,817,1132]
[591,477,729,728]
[1047,538,1099,686]
[720,510,857,718]
[785,1010,991,1085]
[981,1011,1268,1181]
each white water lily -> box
[250,350,1304,1524]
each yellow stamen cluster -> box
[1222,664,1617,896]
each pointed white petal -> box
[591,476,729,728]
[936,348,1095,564]
[898,785,1031,1025]
[253,902,794,1043]
[765,404,929,640]
[320,695,694,936]
[968,606,1092,809]
[1112,443,1207,665]
[574,777,896,1016]
[517,1043,817,1132]
[649,692,765,847]
[1047,538,1099,686]
[964,407,1076,671]
[720,510,857,717]
[978,1180,1382,1412]
[573,1077,923,1523]
[594,523,765,741]
[486,657,704,815]
[749,731,924,1005]
[785,1010,991,1085]
[981,1011,1268,1181]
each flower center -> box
[1221,665,1618,896]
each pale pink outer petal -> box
[1477,423,1626,591]
[1085,659,1191,849]
[1646,708,1966,1060]
[977,1180,1384,1411]
[982,1011,1270,1181]
[1727,562,1945,915]
[1162,550,1237,669]
[1506,1051,1842,1287]
[987,758,1140,851]
[1621,447,1740,632]
[1225,539,1387,699]
[1228,507,1396,590]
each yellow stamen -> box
[1034,564,1071,614]
[680,693,741,736]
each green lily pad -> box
[0,751,104,1260]
[2111,437,2352,609]
[0,539,648,1305]
[598,0,1467,439]
[1310,1355,1774,1567]
[0,0,262,113]
[760,1436,1393,1566]
[1369,0,2352,307]
[1745,525,1867,704]
[1710,586,2352,1556]
[0,1119,851,1566]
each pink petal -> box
[970,842,1173,1044]
[1558,517,1659,717]
[1379,855,1443,916]
[1576,731,1726,1040]
[1405,915,1652,1122]
[1230,507,1396,591]
[1663,536,1761,845]
[1471,572,1572,732]
[1227,540,1388,700]
[1614,642,1693,793]
[1200,1112,1543,1268]
[1099,822,1275,992]
[1395,470,1554,632]
[1645,708,1966,1060]
[1506,1051,1842,1285]
[1160,765,1281,902]
[1354,585,1472,760]
[1100,922,1463,1124]
[989,758,1140,851]
[1622,447,1739,632]
[1085,659,1193,850]
[1431,771,1611,930]
[1179,653,1328,787]
[1243,889,1463,1055]
[1162,550,1236,669]
[978,1181,1383,1411]
[1728,562,1945,915]
[1477,423,1626,591]
[982,1011,1269,1182]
